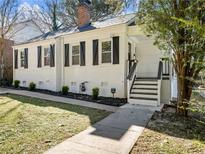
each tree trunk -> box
[176,74,192,117]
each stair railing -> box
[127,60,138,102]
[157,60,163,105]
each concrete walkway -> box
[0,88,118,112]
[45,104,163,154]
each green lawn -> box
[0,94,111,154]
[131,94,205,154]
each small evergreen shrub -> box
[92,87,99,100]
[14,80,20,88]
[29,82,36,91]
[62,86,69,95]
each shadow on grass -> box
[4,94,111,125]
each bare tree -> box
[62,0,126,27]
[0,0,19,80]
[31,0,64,32]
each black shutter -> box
[64,44,69,67]
[14,49,18,69]
[93,39,99,65]
[50,44,55,67]
[113,36,120,64]
[37,46,42,68]
[24,48,28,68]
[80,41,85,66]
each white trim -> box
[43,46,50,67]
[100,38,113,65]
[71,43,80,66]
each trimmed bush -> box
[92,87,99,100]
[14,80,20,88]
[29,82,36,91]
[62,86,69,95]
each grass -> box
[0,94,111,154]
[131,93,205,154]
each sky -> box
[19,0,138,13]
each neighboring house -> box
[9,20,44,44]
[13,0,176,106]
[0,39,14,81]
[0,20,43,81]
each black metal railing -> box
[157,61,163,79]
[127,61,138,80]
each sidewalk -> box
[45,104,163,154]
[0,88,118,112]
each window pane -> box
[102,52,111,63]
[44,57,50,66]
[44,48,50,66]
[21,60,24,67]
[44,48,50,56]
[72,55,79,65]
[20,51,25,67]
[102,41,111,52]
[72,46,79,55]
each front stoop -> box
[129,78,161,106]
[45,104,161,154]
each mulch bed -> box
[2,86,127,107]
[131,104,205,154]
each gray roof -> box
[17,13,136,45]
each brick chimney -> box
[77,0,91,28]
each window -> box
[44,47,50,66]
[20,50,25,67]
[72,45,80,65]
[102,41,111,63]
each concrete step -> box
[130,93,158,99]
[134,81,158,84]
[131,89,157,94]
[129,98,158,106]
[135,77,158,81]
[132,84,158,89]
[130,96,158,101]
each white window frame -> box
[101,39,112,64]
[72,44,80,66]
[20,49,25,68]
[43,46,50,67]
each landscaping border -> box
[1,86,127,107]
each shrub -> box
[62,86,69,95]
[14,80,20,88]
[29,82,36,91]
[0,79,12,87]
[92,87,99,100]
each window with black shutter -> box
[24,48,28,68]
[14,49,18,69]
[93,39,99,65]
[80,41,85,66]
[50,44,55,67]
[64,44,70,67]
[37,46,42,68]
[113,36,120,64]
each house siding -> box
[13,25,128,98]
